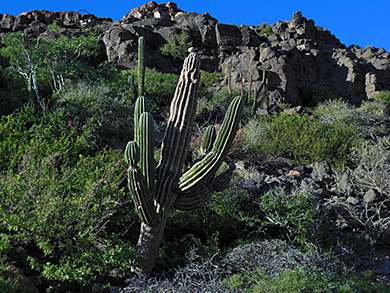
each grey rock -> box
[363,188,378,203]
[346,196,360,205]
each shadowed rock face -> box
[1,2,389,106]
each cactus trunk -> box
[138,36,145,96]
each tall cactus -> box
[138,36,145,96]
[124,43,243,276]
[251,69,268,115]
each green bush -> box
[223,267,388,292]
[258,25,277,36]
[160,31,193,59]
[308,85,338,106]
[55,82,135,150]
[198,70,221,100]
[0,106,137,288]
[256,186,321,249]
[371,90,390,104]
[0,106,98,172]
[243,111,360,169]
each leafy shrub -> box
[243,111,360,169]
[224,267,387,293]
[0,106,138,288]
[371,90,390,104]
[160,31,193,59]
[0,266,25,293]
[55,82,135,150]
[0,106,98,172]
[258,25,277,36]
[313,98,358,124]
[332,137,390,244]
[256,186,322,249]
[356,99,389,121]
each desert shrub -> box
[224,267,387,293]
[0,148,136,287]
[314,98,389,137]
[256,186,322,249]
[258,25,277,36]
[0,105,139,288]
[0,266,26,293]
[313,98,358,124]
[243,111,360,169]
[371,90,390,104]
[332,137,390,244]
[356,99,389,121]
[222,240,387,293]
[0,106,99,172]
[160,31,193,59]
[55,82,134,150]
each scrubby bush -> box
[258,25,277,36]
[256,186,322,249]
[160,31,193,59]
[243,111,360,169]
[0,106,138,289]
[55,82,135,150]
[371,90,390,104]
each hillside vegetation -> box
[1,14,390,293]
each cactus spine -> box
[124,39,243,276]
[138,36,145,96]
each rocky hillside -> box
[1,1,389,107]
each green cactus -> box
[178,95,243,192]
[248,74,252,104]
[124,50,243,276]
[200,125,216,155]
[252,70,268,115]
[138,36,145,96]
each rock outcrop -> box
[1,2,390,106]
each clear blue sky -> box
[2,0,389,52]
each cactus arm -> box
[138,112,156,196]
[138,36,145,96]
[174,164,235,210]
[174,184,213,210]
[177,96,243,192]
[200,125,216,156]
[134,96,149,143]
[248,75,252,105]
[128,166,158,226]
[155,51,201,209]
[124,141,157,226]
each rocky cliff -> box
[1,1,390,106]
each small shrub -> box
[258,25,277,36]
[256,186,321,249]
[243,111,360,169]
[357,99,389,121]
[371,90,390,104]
[160,31,193,59]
